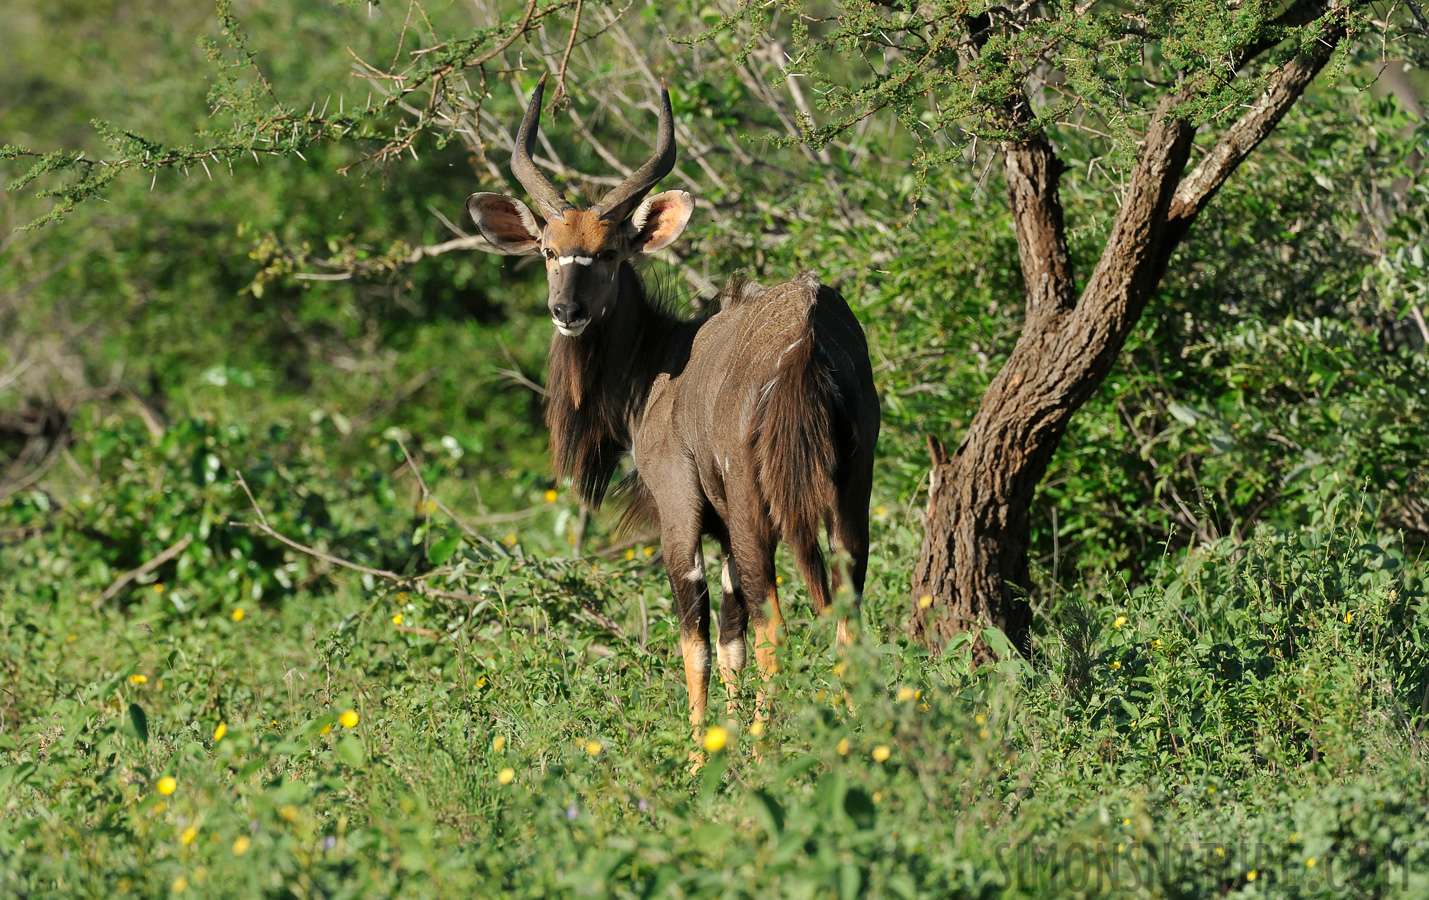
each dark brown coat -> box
[467,76,879,729]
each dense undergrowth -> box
[3,470,1427,897]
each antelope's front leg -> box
[666,532,712,736]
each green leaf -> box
[1167,402,1201,426]
[126,703,149,743]
[748,789,785,838]
[844,786,876,830]
[428,533,461,565]
[981,626,1019,660]
[336,735,366,767]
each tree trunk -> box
[909,21,1345,659]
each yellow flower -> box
[232,835,251,856]
[1215,846,1225,858]
[1117,843,1125,854]
[231,608,245,622]
[872,791,883,803]
[1247,870,1257,882]
[1111,661,1122,670]
[871,745,891,762]
[585,740,603,756]
[776,576,783,584]
[339,710,359,728]
[279,805,298,822]
[319,724,331,736]
[421,498,438,514]
[171,875,187,893]
[503,533,517,547]
[748,720,765,737]
[544,489,559,503]
[153,801,167,816]
[497,767,515,785]
[918,594,933,609]
[157,777,177,796]
[129,674,148,685]
[1306,858,1316,868]
[391,613,403,626]
[624,549,635,561]
[1122,817,1131,826]
[1113,615,1128,629]
[1344,611,1353,624]
[67,633,77,642]
[492,734,506,752]
[896,686,916,702]
[836,737,851,756]
[154,583,165,594]
[180,826,198,846]
[979,728,990,740]
[875,505,888,517]
[1151,638,1163,650]
[703,726,729,753]
[975,714,986,725]
[213,723,227,741]
[642,546,654,557]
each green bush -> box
[4,491,1425,897]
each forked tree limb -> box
[231,470,405,581]
[911,11,1353,659]
[94,533,194,608]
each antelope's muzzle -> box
[549,264,591,337]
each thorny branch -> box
[227,468,643,652]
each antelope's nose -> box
[551,302,588,337]
[552,303,584,327]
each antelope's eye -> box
[543,248,555,260]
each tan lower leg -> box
[717,638,746,715]
[752,585,784,720]
[681,634,710,734]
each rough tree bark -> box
[909,8,1349,659]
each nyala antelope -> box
[467,76,879,732]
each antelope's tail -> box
[753,271,838,540]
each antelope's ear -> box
[629,191,693,253]
[466,193,542,255]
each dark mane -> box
[545,262,700,511]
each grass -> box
[3,465,1428,898]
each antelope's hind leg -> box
[828,496,871,646]
[662,525,711,737]
[716,544,749,716]
[727,530,782,724]
[789,528,853,645]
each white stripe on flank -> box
[721,560,739,594]
[557,255,594,267]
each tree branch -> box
[1003,136,1078,322]
[1166,17,1348,236]
[93,534,194,608]
[1066,99,1198,376]
[962,12,1078,323]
